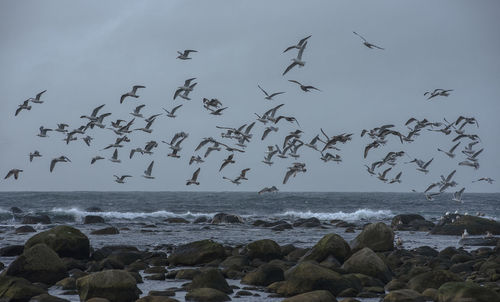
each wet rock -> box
[168,240,225,266]
[164,217,190,224]
[144,266,166,274]
[241,263,284,286]
[350,222,394,252]
[211,213,244,224]
[136,296,179,302]
[431,214,500,235]
[145,273,165,281]
[175,269,201,280]
[341,248,392,283]
[15,225,37,234]
[193,217,209,223]
[189,268,232,294]
[293,217,321,228]
[185,288,230,302]
[5,243,68,285]
[56,277,76,290]
[220,255,250,270]
[422,288,438,301]
[0,275,46,302]
[301,233,351,263]
[282,290,338,302]
[91,226,119,235]
[29,293,70,302]
[437,281,500,302]
[84,215,105,224]
[459,237,499,246]
[22,215,51,225]
[407,270,461,293]
[272,222,293,231]
[85,298,110,302]
[11,206,23,214]
[85,207,103,212]
[286,247,308,262]
[0,244,24,256]
[76,269,140,302]
[243,239,281,261]
[391,214,435,232]
[148,290,176,296]
[25,225,90,259]
[383,289,425,302]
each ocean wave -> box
[278,209,394,221]
[50,207,216,220]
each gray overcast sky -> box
[1,0,499,192]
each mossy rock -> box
[0,275,46,302]
[301,233,351,263]
[407,270,461,293]
[350,222,394,252]
[168,240,225,266]
[282,290,338,302]
[185,288,230,302]
[244,239,281,261]
[76,269,140,302]
[136,296,179,302]
[383,289,425,302]
[437,281,500,302]
[431,214,500,235]
[241,263,284,286]
[189,268,232,294]
[25,225,90,259]
[341,248,391,283]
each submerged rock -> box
[350,222,394,252]
[0,245,24,256]
[168,240,225,266]
[22,215,51,225]
[164,217,190,224]
[15,225,37,234]
[293,217,321,228]
[10,206,23,214]
[84,215,105,224]
[383,289,425,302]
[91,227,119,235]
[25,225,90,259]
[459,237,499,246]
[431,214,500,235]
[391,214,434,231]
[76,270,140,302]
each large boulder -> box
[15,226,37,234]
[22,215,51,224]
[383,289,425,302]
[431,214,500,235]
[76,270,140,302]
[274,261,361,296]
[241,263,284,286]
[211,213,243,224]
[189,269,232,294]
[185,288,230,302]
[407,270,461,293]
[350,222,394,252]
[282,290,338,302]
[391,214,434,231]
[5,243,68,285]
[0,276,46,302]
[168,240,225,266]
[25,225,90,259]
[244,239,282,261]
[341,248,392,283]
[301,233,351,263]
[437,281,500,302]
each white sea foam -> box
[50,207,216,220]
[278,208,394,221]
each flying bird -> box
[29,151,42,162]
[283,41,307,76]
[353,31,384,50]
[15,100,32,116]
[4,169,23,180]
[177,49,197,60]
[143,161,155,179]
[50,156,71,172]
[28,90,47,104]
[186,168,201,185]
[120,85,146,104]
[283,35,311,53]
[114,175,132,184]
[288,80,320,92]
[258,85,285,100]
[163,104,183,118]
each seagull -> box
[416,158,433,174]
[209,107,228,116]
[424,89,453,100]
[473,177,495,184]
[114,175,132,184]
[219,154,235,172]
[283,162,306,184]
[283,35,311,53]
[283,41,307,76]
[130,104,146,118]
[163,104,183,118]
[134,119,155,134]
[320,152,341,163]
[258,85,285,100]
[186,168,201,185]
[109,149,121,163]
[91,156,105,165]
[222,176,242,185]
[261,126,279,140]
[364,163,377,175]
[425,192,440,201]
[353,31,384,50]
[55,123,69,133]
[437,142,460,158]
[462,229,469,239]
[389,172,402,184]
[258,186,279,194]
[174,78,196,100]
[4,169,23,180]
[15,100,32,116]
[80,104,105,121]
[238,168,251,181]
[377,168,392,182]
[82,136,93,146]
[50,156,71,172]
[178,83,197,101]
[28,90,47,104]
[189,155,204,165]
[288,80,320,92]
[37,126,52,138]
[262,149,277,166]
[466,148,483,163]
[177,49,197,60]
[452,187,465,203]
[143,161,155,179]
[120,85,146,104]
[29,151,42,162]
[110,119,126,128]
[459,160,479,170]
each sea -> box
[0,191,499,302]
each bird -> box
[82,136,93,146]
[377,168,392,182]
[283,162,306,184]
[134,119,155,134]
[283,35,311,53]
[28,90,47,104]
[120,85,145,104]
[424,192,440,201]
[163,105,183,118]
[37,126,52,138]
[109,149,121,163]
[209,107,228,116]
[91,156,105,165]
[29,151,42,162]
[462,229,469,239]
[258,186,279,194]
[15,100,32,116]
[459,160,480,170]
[55,123,69,133]
[219,154,235,172]
[353,31,384,50]
[130,104,146,118]
[50,156,71,172]
[4,169,23,180]
[416,158,433,174]
[80,104,105,121]
[238,168,251,180]
[143,161,155,179]
[437,142,460,158]
[452,187,465,203]
[261,126,279,140]
[222,176,242,185]
[114,175,132,184]
[389,172,402,184]
[283,41,307,75]
[177,49,197,60]
[288,80,320,92]
[473,177,495,184]
[189,155,204,165]
[186,168,201,185]
[258,85,285,100]
[174,78,196,100]
[424,89,453,100]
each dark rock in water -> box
[293,217,321,228]
[164,217,190,224]
[175,269,201,280]
[211,213,244,224]
[437,281,500,302]
[193,216,209,223]
[91,245,139,261]
[0,262,4,270]
[5,243,68,285]
[407,270,461,293]
[345,227,355,233]
[22,215,51,225]
[243,239,282,261]
[136,296,179,302]
[282,290,337,302]
[84,215,105,224]
[383,289,425,302]
[148,290,176,296]
[91,227,119,235]
[220,255,250,270]
[431,214,500,235]
[241,263,284,286]
[412,246,438,258]
[15,225,37,234]
[0,245,24,256]
[189,268,233,294]
[168,240,225,266]
[0,275,46,301]
[145,273,165,281]
[107,250,143,266]
[350,222,394,252]
[459,236,499,246]
[10,206,23,214]
[85,207,103,212]
[29,293,70,302]
[25,225,90,259]
[85,299,112,302]
[272,222,293,231]
[185,288,230,302]
[56,277,77,290]
[301,233,351,263]
[341,248,392,283]
[76,270,141,302]
[392,214,435,231]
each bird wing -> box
[147,161,154,174]
[50,159,57,172]
[299,35,312,45]
[449,142,461,153]
[36,90,47,100]
[4,170,14,179]
[192,168,201,181]
[171,104,183,114]
[269,92,285,98]
[423,158,434,169]
[297,41,307,60]
[91,104,105,117]
[283,62,298,76]
[258,85,269,97]
[353,31,367,42]
[173,88,183,100]
[446,170,457,182]
[283,169,294,184]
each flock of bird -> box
[4,32,495,199]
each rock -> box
[211,213,243,224]
[91,227,119,235]
[437,281,500,302]
[5,243,68,285]
[301,233,351,263]
[0,245,24,256]
[136,296,179,302]
[385,279,407,291]
[175,269,201,280]
[422,288,438,301]
[220,255,249,270]
[293,217,321,228]
[244,239,281,261]
[241,263,284,286]
[341,248,391,283]
[282,290,338,302]
[459,237,499,246]
[0,276,46,302]
[350,222,394,252]
[193,217,209,223]
[84,215,105,224]
[15,225,37,234]
[185,288,230,302]
[407,270,461,293]
[85,298,110,302]
[145,273,165,281]
[76,269,140,302]
[144,266,166,274]
[431,214,500,235]
[164,217,190,223]
[272,222,293,231]
[29,293,70,302]
[22,215,51,224]
[275,261,361,296]
[25,225,90,259]
[91,245,139,261]
[85,207,103,212]
[168,240,225,266]
[11,206,23,214]
[391,214,434,232]
[190,268,232,294]
[383,289,425,302]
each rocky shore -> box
[1,212,500,302]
